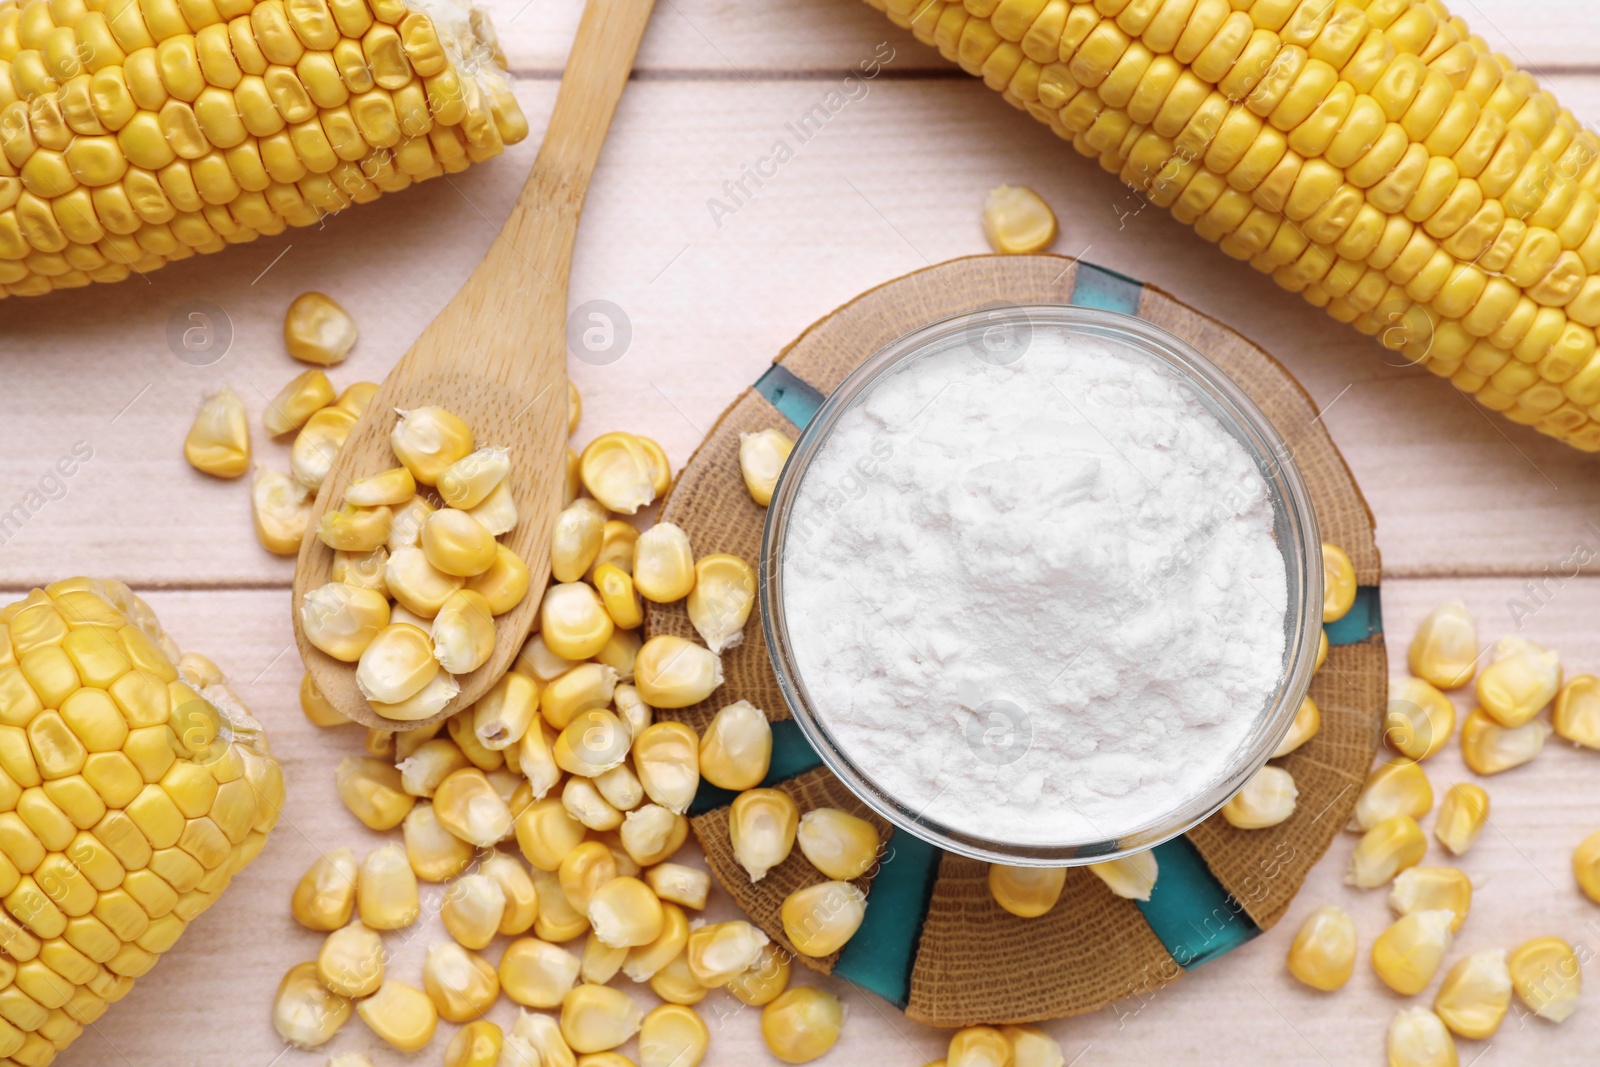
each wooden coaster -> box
[642,254,1384,1027]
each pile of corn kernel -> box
[1280,593,1595,1067]
[298,401,534,719]
[983,542,1349,918]
[263,399,961,1066]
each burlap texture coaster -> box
[644,254,1383,1026]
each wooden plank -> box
[47,577,1600,1065]
[488,0,1600,74]
[5,78,1600,587]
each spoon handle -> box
[431,0,657,386]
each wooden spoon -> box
[292,0,657,729]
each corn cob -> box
[0,0,527,298]
[0,577,283,1066]
[868,0,1600,451]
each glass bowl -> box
[759,305,1323,866]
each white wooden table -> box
[2,1,1598,1063]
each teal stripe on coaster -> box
[1069,262,1145,315]
[1137,836,1258,968]
[688,719,824,816]
[1325,586,1382,645]
[835,830,942,1008]
[754,364,825,429]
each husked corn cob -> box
[0,0,528,298]
[867,0,1600,451]
[0,579,282,1061]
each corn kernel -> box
[317,920,383,997]
[948,1027,1012,1067]
[561,983,644,1054]
[1434,950,1510,1039]
[542,663,620,731]
[1273,696,1320,758]
[1317,629,1328,672]
[357,842,420,930]
[1435,784,1489,856]
[540,583,614,662]
[1409,602,1478,690]
[354,623,437,705]
[531,867,591,942]
[553,500,607,584]
[333,548,391,595]
[517,795,587,871]
[442,872,506,951]
[264,369,336,437]
[729,787,799,883]
[555,709,632,779]
[580,433,657,514]
[1322,542,1356,623]
[389,496,436,552]
[1353,759,1433,831]
[356,979,436,1052]
[739,429,793,507]
[1348,815,1427,888]
[592,521,640,579]
[392,407,474,487]
[640,1004,709,1067]
[516,633,583,682]
[483,849,540,936]
[1476,637,1561,727]
[981,183,1058,254]
[1386,677,1456,761]
[285,291,357,366]
[386,545,464,619]
[1387,1007,1457,1067]
[645,862,710,910]
[500,937,581,1008]
[1460,707,1550,775]
[1390,867,1472,933]
[300,671,348,728]
[796,808,879,882]
[650,951,709,1006]
[988,863,1065,918]
[397,738,469,799]
[622,901,690,983]
[471,480,520,537]
[423,940,499,1023]
[431,589,496,674]
[251,467,312,555]
[466,672,537,753]
[345,467,416,508]
[678,919,766,988]
[633,524,695,603]
[1287,904,1357,991]
[1575,828,1600,905]
[292,406,358,491]
[445,1020,503,1067]
[559,840,620,914]
[318,504,393,553]
[301,582,390,662]
[290,846,357,931]
[184,386,251,479]
[634,636,722,709]
[1088,850,1158,902]
[272,961,349,1048]
[328,1055,377,1067]
[505,1012,582,1067]
[612,687,652,742]
[620,804,689,867]
[726,942,791,1007]
[423,508,499,578]
[562,776,623,832]
[596,628,642,684]
[370,670,460,723]
[336,757,414,830]
[1373,909,1455,995]
[433,767,513,848]
[782,880,865,957]
[587,876,664,948]
[593,563,644,631]
[1554,675,1600,749]
[759,986,842,1065]
[1508,936,1581,1022]
[335,383,380,419]
[1003,1026,1065,1067]
[582,929,629,985]
[633,722,700,814]
[1221,765,1298,829]
[403,803,474,882]
[467,545,531,615]
[568,381,582,434]
[438,447,510,511]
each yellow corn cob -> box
[0,0,528,298]
[0,578,282,1063]
[867,0,1600,451]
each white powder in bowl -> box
[780,325,1288,846]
